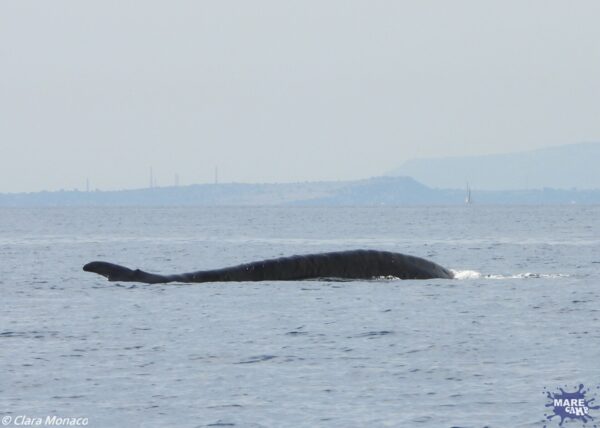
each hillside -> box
[1,176,599,206]
[387,142,600,190]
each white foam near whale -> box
[450,269,483,279]
[451,270,570,280]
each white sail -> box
[465,182,472,204]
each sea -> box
[1,206,599,428]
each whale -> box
[83,250,454,283]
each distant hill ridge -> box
[1,175,599,206]
[387,142,600,190]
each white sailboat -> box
[465,182,472,205]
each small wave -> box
[354,330,394,338]
[236,355,277,364]
[486,272,570,279]
[451,270,569,280]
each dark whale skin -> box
[83,249,454,284]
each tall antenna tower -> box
[150,167,154,189]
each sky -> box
[1,1,600,193]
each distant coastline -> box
[1,176,599,206]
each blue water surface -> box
[1,206,599,427]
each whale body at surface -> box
[83,249,454,284]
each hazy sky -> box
[2,1,599,192]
